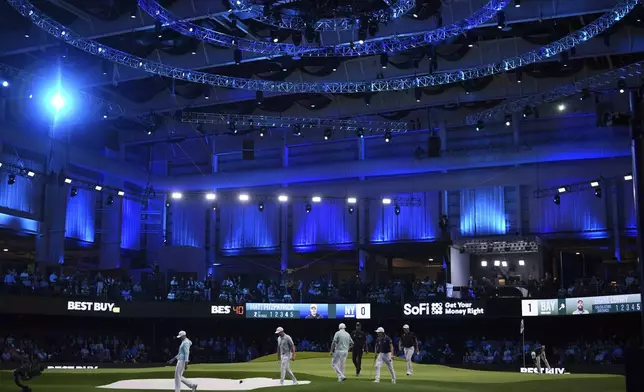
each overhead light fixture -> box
[239,193,250,202]
[380,53,388,69]
[514,0,521,8]
[1,80,9,88]
[348,205,355,214]
[70,187,78,197]
[553,194,561,205]
[501,261,508,267]
[625,174,633,180]
[64,178,72,184]
[590,181,600,188]
[476,120,484,131]
[594,187,602,198]
[497,11,505,29]
[481,260,488,267]
[278,195,288,202]
[518,259,525,266]
[95,185,103,191]
[258,202,264,212]
[171,192,183,199]
[494,260,501,267]
[347,197,357,204]
[106,196,115,205]
[356,128,364,138]
[618,79,626,94]
[293,124,301,136]
[27,171,35,177]
[384,131,392,143]
[324,128,332,140]
[117,190,125,196]
[505,115,512,127]
[557,187,567,193]
[557,102,566,112]
[7,175,15,185]
[394,205,401,215]
[382,198,392,205]
[205,193,216,200]
[305,203,312,213]
[312,196,322,203]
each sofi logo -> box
[520,368,567,375]
[210,305,244,316]
[403,303,430,316]
[67,301,119,313]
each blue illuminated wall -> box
[370,192,438,243]
[460,187,507,236]
[220,202,280,250]
[0,160,41,215]
[0,212,39,233]
[529,188,608,237]
[293,200,356,247]
[65,188,96,242]
[121,198,141,250]
[169,201,206,248]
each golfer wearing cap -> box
[167,331,197,392]
[399,324,418,376]
[330,323,353,382]
[374,327,396,384]
[275,327,298,385]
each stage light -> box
[205,193,216,200]
[590,181,600,187]
[618,79,626,94]
[557,187,567,193]
[518,259,525,266]
[413,13,418,18]
[553,194,560,205]
[414,88,422,103]
[64,178,72,184]
[382,198,392,205]
[26,171,35,177]
[259,127,267,137]
[312,196,322,203]
[580,88,590,100]
[324,128,332,140]
[625,174,633,180]
[356,128,364,138]
[239,193,250,202]
[171,192,182,199]
[278,195,288,202]
[305,203,312,213]
[514,0,521,7]
[348,206,354,214]
[256,90,263,105]
[394,205,401,215]
[106,196,114,205]
[1,80,8,88]
[501,261,508,267]
[505,115,512,127]
[497,11,505,29]
[211,202,218,211]
[557,102,566,112]
[50,94,65,111]
[481,260,488,267]
[95,185,103,191]
[7,175,15,185]
[494,260,501,266]
[523,106,532,118]
[347,197,357,204]
[70,187,78,197]
[594,187,602,198]
[384,131,392,143]
[476,120,484,131]
[117,190,125,196]
[380,53,388,69]
[258,202,264,212]
[293,124,301,136]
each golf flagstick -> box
[520,319,526,369]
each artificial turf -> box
[0,352,625,392]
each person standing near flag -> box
[330,323,353,382]
[167,331,197,392]
[275,327,298,385]
[399,324,418,376]
[350,322,367,376]
[373,327,396,384]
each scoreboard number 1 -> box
[521,300,539,316]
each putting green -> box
[0,353,625,392]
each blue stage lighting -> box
[1,80,8,87]
[50,93,65,111]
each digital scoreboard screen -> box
[522,294,641,316]
[245,303,371,319]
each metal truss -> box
[9,0,638,94]
[459,237,541,254]
[138,0,509,57]
[228,0,415,32]
[182,112,409,133]
[532,176,622,198]
[465,60,644,125]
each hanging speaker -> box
[428,136,441,157]
[242,139,255,160]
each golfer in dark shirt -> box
[374,327,396,384]
[350,322,367,376]
[399,324,419,376]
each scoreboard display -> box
[246,303,371,319]
[522,294,641,316]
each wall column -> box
[280,144,289,272]
[145,152,168,263]
[449,246,470,297]
[207,137,218,271]
[610,179,622,261]
[99,175,124,269]
[357,138,368,279]
[515,185,523,235]
[439,122,447,151]
[36,156,67,265]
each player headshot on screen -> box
[306,304,322,319]
[572,299,589,314]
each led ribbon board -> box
[9,0,638,93]
[138,0,510,57]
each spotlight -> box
[234,49,242,65]
[95,185,103,191]
[476,120,484,131]
[414,88,422,103]
[618,79,626,94]
[205,193,216,200]
[70,187,78,197]
[516,69,522,84]
[594,187,602,198]
[239,194,250,202]
[481,260,488,267]
[557,187,567,193]
[505,115,512,127]
[229,122,237,134]
[382,198,392,205]
[557,102,566,112]
[356,128,364,138]
[497,11,505,29]
[130,10,136,18]
[494,260,501,267]
[259,127,267,137]
[380,53,388,69]
[293,125,301,136]
[514,0,521,7]
[211,202,218,211]
[1,80,8,88]
[305,203,312,213]
[523,106,532,118]
[258,202,264,212]
[324,128,332,140]
[580,88,590,101]
[394,205,401,215]
[413,13,418,18]
[106,196,114,205]
[50,94,65,112]
[64,178,72,184]
[501,261,508,267]
[7,175,15,185]
[625,174,633,180]
[590,181,600,188]
[384,131,392,143]
[518,259,525,266]
[348,206,355,214]
[117,190,125,196]
[347,197,357,204]
[26,171,35,177]
[553,194,560,205]
[171,192,183,199]
[312,196,322,203]
[278,195,289,202]
[256,90,264,105]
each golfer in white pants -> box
[330,323,354,382]
[534,344,551,373]
[167,331,197,392]
[399,324,419,376]
[275,327,298,385]
[374,327,396,384]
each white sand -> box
[97,378,311,390]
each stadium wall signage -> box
[403,301,486,317]
[67,301,120,313]
[520,367,567,374]
[211,305,245,316]
[46,366,99,370]
[245,303,371,319]
[521,294,642,317]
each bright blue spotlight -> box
[1,80,8,88]
[50,94,66,111]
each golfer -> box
[374,327,396,384]
[534,344,551,373]
[399,324,419,376]
[350,322,367,376]
[330,323,353,382]
[167,331,197,392]
[275,327,298,385]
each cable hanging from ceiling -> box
[227,0,416,32]
[137,0,510,57]
[464,59,644,125]
[8,0,638,94]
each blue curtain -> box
[0,163,41,215]
[220,203,280,250]
[293,200,356,247]
[623,182,636,230]
[65,188,96,242]
[529,189,607,237]
[460,187,507,236]
[121,198,141,250]
[370,192,438,242]
[169,201,206,247]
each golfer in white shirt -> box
[167,331,197,392]
[330,323,353,382]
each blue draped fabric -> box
[0,161,41,215]
[220,203,280,250]
[169,201,206,247]
[370,192,438,243]
[529,188,607,237]
[121,198,141,250]
[460,187,507,236]
[65,188,96,242]
[0,212,39,233]
[623,183,636,230]
[293,200,356,247]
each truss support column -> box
[608,179,622,262]
[280,145,289,272]
[207,137,219,275]
[358,138,368,279]
[36,152,67,266]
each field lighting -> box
[239,194,250,202]
[94,185,103,191]
[278,195,288,202]
[117,190,125,196]
[481,260,488,267]
[170,192,182,199]
[347,197,357,204]
[312,196,322,203]
[64,178,72,184]
[205,193,216,200]
[382,198,392,205]
[518,259,525,266]
[26,171,35,177]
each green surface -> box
[0,353,625,392]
